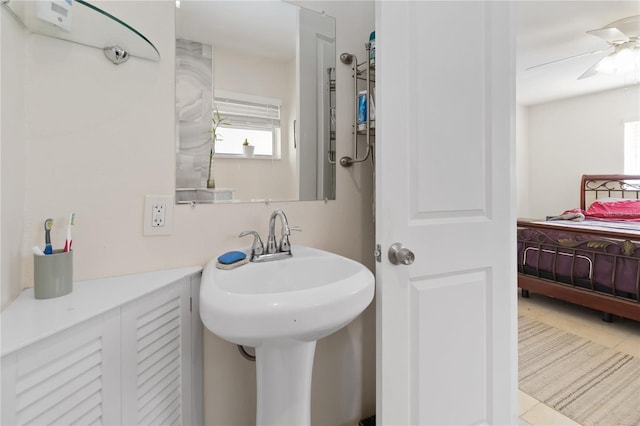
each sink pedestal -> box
[200,245,375,425]
[255,340,316,426]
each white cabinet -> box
[121,279,191,425]
[1,270,202,426]
[1,310,122,425]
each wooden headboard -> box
[581,174,640,210]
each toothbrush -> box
[43,218,53,255]
[64,213,75,252]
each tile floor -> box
[517,292,640,425]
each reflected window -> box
[214,92,281,159]
[624,120,640,174]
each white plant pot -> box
[243,145,255,158]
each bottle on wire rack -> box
[369,31,375,66]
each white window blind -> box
[624,121,640,174]
[213,95,281,157]
[215,97,280,130]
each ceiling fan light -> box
[595,56,615,74]
[616,48,633,67]
[595,48,640,74]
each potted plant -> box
[205,108,228,188]
[242,138,255,158]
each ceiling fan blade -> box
[526,49,604,71]
[577,58,603,80]
[586,27,628,44]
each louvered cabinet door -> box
[1,310,121,425]
[120,279,191,426]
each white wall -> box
[214,46,297,201]
[516,104,529,217]
[3,1,375,424]
[1,9,27,309]
[524,85,640,219]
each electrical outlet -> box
[152,204,165,227]
[144,195,173,236]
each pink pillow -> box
[586,199,640,220]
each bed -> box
[517,174,640,322]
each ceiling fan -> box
[528,15,640,79]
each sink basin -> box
[199,245,374,425]
[200,245,374,346]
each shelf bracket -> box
[103,46,130,65]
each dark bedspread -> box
[517,224,640,300]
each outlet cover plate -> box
[144,195,173,236]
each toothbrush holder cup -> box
[33,249,73,299]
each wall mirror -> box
[175,1,336,204]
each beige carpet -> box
[519,316,640,426]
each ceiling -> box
[176,1,297,62]
[177,1,639,106]
[516,1,640,106]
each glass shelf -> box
[2,0,160,63]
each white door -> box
[120,279,191,425]
[375,2,517,425]
[1,310,121,426]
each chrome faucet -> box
[267,209,291,254]
[239,209,301,262]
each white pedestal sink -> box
[200,246,375,426]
